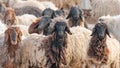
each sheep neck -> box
[6,38,19,58]
[70,18,84,27]
[45,33,67,68]
[88,35,109,64]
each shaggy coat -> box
[3,7,37,26]
[87,23,120,68]
[4,27,22,57]
[21,20,92,68]
[14,6,42,17]
[2,7,16,26]
[0,26,22,68]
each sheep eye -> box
[99,19,104,21]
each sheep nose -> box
[38,25,44,30]
[98,34,104,40]
[58,31,64,37]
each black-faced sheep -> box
[42,8,65,19]
[87,23,120,68]
[66,6,85,27]
[21,18,92,68]
[28,16,52,35]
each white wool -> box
[21,34,47,68]
[16,14,37,26]
[13,0,45,10]
[87,36,120,68]
[39,1,58,10]
[98,15,120,42]
[12,25,29,38]
[0,20,7,34]
[21,26,92,68]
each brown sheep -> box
[87,23,120,68]
[1,26,22,68]
[4,26,22,58]
[2,7,16,26]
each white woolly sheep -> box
[98,15,120,42]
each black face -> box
[54,8,64,17]
[66,6,83,20]
[91,23,111,40]
[42,8,55,19]
[37,16,52,30]
[52,22,72,40]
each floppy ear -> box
[106,27,111,38]
[79,9,84,21]
[4,29,9,43]
[66,11,71,19]
[42,11,45,16]
[51,11,56,19]
[91,27,96,36]
[65,26,72,35]
[17,28,22,41]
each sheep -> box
[2,7,16,26]
[14,6,42,17]
[87,23,120,68]
[42,8,56,19]
[66,6,85,27]
[98,15,120,42]
[28,16,52,35]
[2,7,37,26]
[0,26,23,68]
[1,0,43,17]
[21,18,92,68]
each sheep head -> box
[91,23,111,40]
[66,6,84,27]
[54,8,64,17]
[3,8,16,26]
[98,15,114,24]
[52,21,72,42]
[4,26,22,45]
[42,8,56,19]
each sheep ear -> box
[51,11,56,19]
[66,11,71,19]
[4,30,9,43]
[106,28,111,38]
[91,28,96,36]
[65,26,72,35]
[79,9,84,21]
[17,29,22,41]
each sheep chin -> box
[11,40,17,45]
